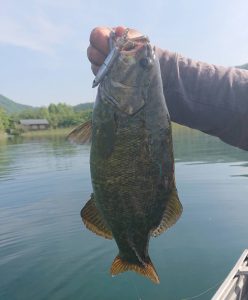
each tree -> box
[0,108,9,132]
[8,102,93,131]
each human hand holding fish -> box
[87,25,248,152]
[87,26,143,75]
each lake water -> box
[0,126,248,300]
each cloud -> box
[0,14,71,54]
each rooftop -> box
[19,119,49,125]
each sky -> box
[0,0,248,107]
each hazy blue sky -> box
[1,0,248,106]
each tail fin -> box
[110,255,160,284]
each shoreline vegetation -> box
[0,123,195,140]
[0,127,75,139]
[0,98,194,140]
[0,132,7,140]
[21,127,74,137]
[0,96,199,140]
[0,102,93,138]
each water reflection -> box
[0,125,248,300]
[172,125,248,163]
[0,134,90,182]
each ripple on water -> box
[1,134,248,300]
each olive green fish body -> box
[68,38,182,284]
[91,48,179,270]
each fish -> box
[68,33,183,284]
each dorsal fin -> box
[152,188,183,237]
[67,120,92,144]
[81,194,113,240]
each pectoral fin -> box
[152,188,183,237]
[67,120,92,144]
[81,194,113,240]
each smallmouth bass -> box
[68,32,182,284]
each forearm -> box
[157,48,248,151]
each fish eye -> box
[139,58,152,69]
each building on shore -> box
[19,119,49,131]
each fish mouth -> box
[116,30,152,57]
[120,43,149,61]
[120,40,155,72]
[98,31,154,115]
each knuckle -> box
[91,64,99,75]
[87,46,105,66]
[87,46,93,60]
[90,27,103,44]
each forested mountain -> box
[0,94,93,114]
[0,94,93,133]
[236,63,248,70]
[0,94,33,114]
[74,102,94,111]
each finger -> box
[87,45,106,66]
[90,27,112,56]
[91,64,99,76]
[114,26,127,37]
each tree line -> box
[0,103,92,133]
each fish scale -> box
[92,117,153,216]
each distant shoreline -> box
[0,132,7,140]
[21,127,74,137]
[0,123,194,140]
[0,127,74,139]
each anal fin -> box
[81,194,113,240]
[152,187,183,237]
[67,120,92,144]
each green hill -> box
[236,63,248,70]
[0,94,94,115]
[74,102,94,111]
[0,94,33,114]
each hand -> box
[87,26,143,75]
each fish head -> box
[112,37,155,85]
[101,37,156,115]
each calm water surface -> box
[0,127,248,300]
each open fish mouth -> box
[115,28,150,50]
[92,28,154,88]
[119,37,150,53]
[116,28,154,60]
[95,28,156,116]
